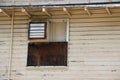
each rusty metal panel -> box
[27,42,67,66]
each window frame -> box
[27,19,69,69]
[28,22,47,40]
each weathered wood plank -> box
[1,8,120,80]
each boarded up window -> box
[28,22,46,39]
[27,42,67,66]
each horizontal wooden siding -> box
[0,8,120,80]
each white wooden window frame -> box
[27,19,69,70]
[48,19,69,42]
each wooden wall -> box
[0,12,11,80]
[69,14,120,80]
[0,8,120,80]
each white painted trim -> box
[26,66,68,71]
[48,19,67,22]
[66,19,69,42]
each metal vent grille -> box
[29,22,46,39]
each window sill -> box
[26,66,68,71]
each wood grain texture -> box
[0,8,120,80]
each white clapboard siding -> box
[68,11,120,80]
[12,13,28,59]
[1,8,120,80]
[11,10,120,80]
[0,16,11,79]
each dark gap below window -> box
[27,42,67,66]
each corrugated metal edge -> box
[0,2,120,8]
